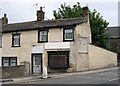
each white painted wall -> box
[45,42,70,50]
[32,45,43,53]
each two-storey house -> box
[0,7,117,74]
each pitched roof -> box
[107,26,120,38]
[2,17,87,33]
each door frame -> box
[31,53,42,74]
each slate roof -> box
[107,26,120,38]
[2,17,87,33]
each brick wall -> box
[0,65,27,79]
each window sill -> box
[11,46,21,47]
[38,41,48,43]
[63,40,74,42]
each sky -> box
[0,0,119,27]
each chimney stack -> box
[2,14,8,25]
[82,6,89,17]
[37,7,45,21]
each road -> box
[2,67,120,86]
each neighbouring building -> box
[0,7,117,74]
[107,26,120,62]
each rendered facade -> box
[0,7,117,74]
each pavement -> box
[0,66,119,84]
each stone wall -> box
[88,44,117,70]
[0,65,27,79]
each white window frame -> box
[2,57,17,67]
[38,30,48,42]
[64,28,74,41]
[12,34,20,47]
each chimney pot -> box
[4,14,7,17]
[40,7,42,11]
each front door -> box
[32,54,42,74]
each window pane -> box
[65,29,72,33]
[10,58,16,66]
[3,58,9,67]
[39,31,47,41]
[65,33,73,40]
[14,38,19,46]
[14,35,19,38]
[64,29,73,40]
[58,55,67,66]
[49,55,58,66]
[13,35,20,46]
[35,55,41,65]
[40,35,47,41]
[40,31,47,35]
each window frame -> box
[2,57,17,67]
[38,30,48,43]
[63,27,74,42]
[48,51,69,69]
[12,33,21,47]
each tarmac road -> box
[2,67,120,86]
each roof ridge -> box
[2,17,87,33]
[4,17,85,25]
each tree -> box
[53,2,109,49]
[89,10,109,48]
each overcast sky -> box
[0,0,119,27]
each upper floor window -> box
[12,34,20,47]
[63,28,74,41]
[0,33,2,47]
[38,30,48,42]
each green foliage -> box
[53,2,109,49]
[89,10,109,48]
[53,2,83,19]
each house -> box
[0,7,117,74]
[107,26,120,62]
